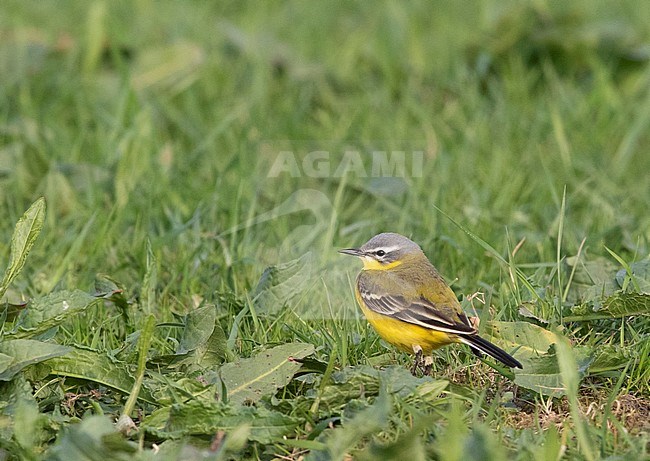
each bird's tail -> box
[459,335,522,369]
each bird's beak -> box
[338,248,363,257]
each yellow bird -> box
[340,232,522,374]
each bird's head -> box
[339,232,424,270]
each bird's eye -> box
[375,250,386,257]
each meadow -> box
[0,1,649,459]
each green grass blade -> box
[122,314,156,418]
[433,205,541,302]
[555,331,595,461]
[556,186,566,321]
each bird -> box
[339,232,522,374]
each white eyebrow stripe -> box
[371,245,401,254]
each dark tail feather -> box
[459,335,522,369]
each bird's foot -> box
[423,356,433,376]
[411,345,424,376]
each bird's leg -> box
[423,355,433,376]
[411,345,424,375]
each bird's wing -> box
[357,276,476,335]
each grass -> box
[1,1,649,459]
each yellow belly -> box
[359,303,457,354]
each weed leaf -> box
[253,253,313,313]
[568,292,650,321]
[302,366,444,418]
[175,303,228,366]
[9,290,103,338]
[563,256,619,304]
[0,353,13,373]
[177,303,216,354]
[0,197,46,300]
[216,342,314,405]
[45,347,155,403]
[0,339,71,381]
[145,401,300,443]
[484,321,594,396]
[311,389,391,461]
[615,258,650,293]
[483,321,555,355]
[197,315,228,367]
[48,415,138,461]
[589,344,637,373]
[9,378,41,453]
[513,347,593,397]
